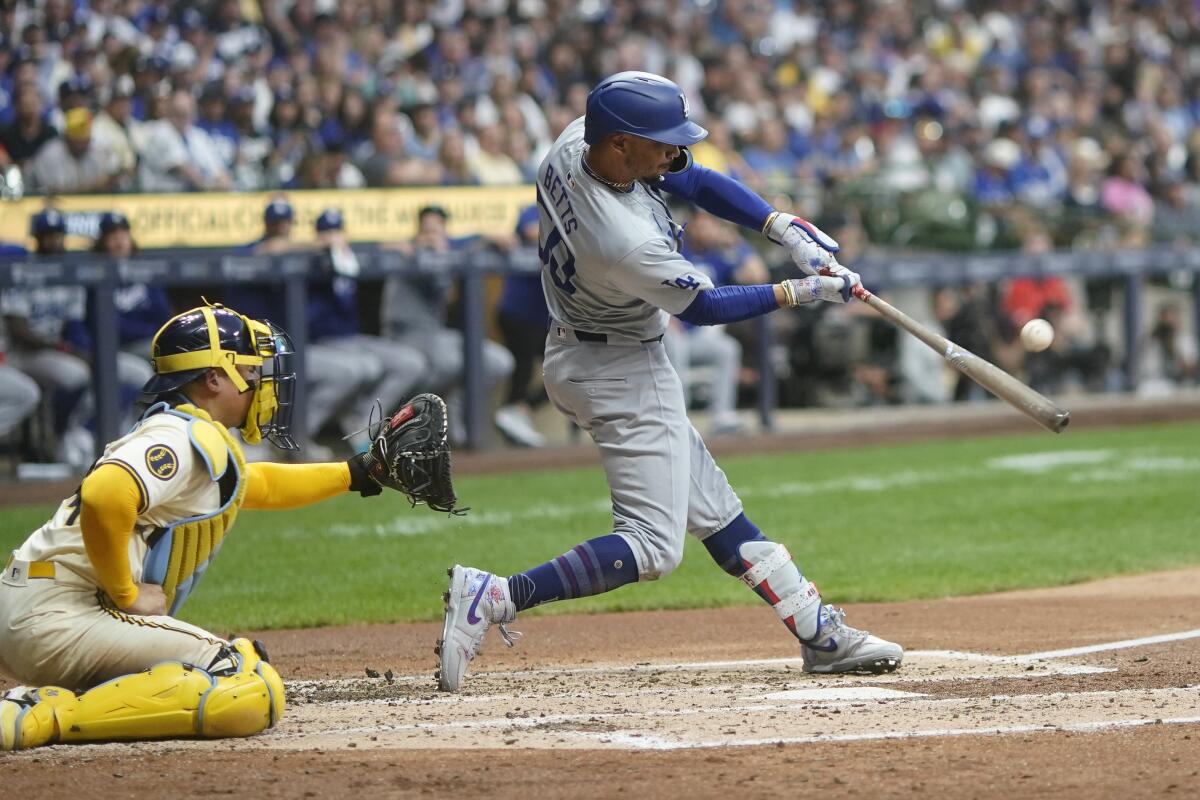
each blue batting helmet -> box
[30,209,67,236]
[584,71,707,147]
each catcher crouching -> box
[0,303,460,750]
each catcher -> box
[0,303,459,750]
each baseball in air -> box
[1020,318,1054,352]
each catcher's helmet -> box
[584,71,707,147]
[143,304,298,449]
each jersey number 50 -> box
[539,226,577,296]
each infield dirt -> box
[4,567,1199,799]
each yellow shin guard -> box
[0,638,285,749]
[0,687,76,750]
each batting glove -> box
[763,211,839,276]
[780,275,856,306]
[819,261,861,290]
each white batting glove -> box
[762,211,839,276]
[780,275,855,306]
[818,260,861,291]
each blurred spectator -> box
[1138,304,1198,396]
[300,208,426,452]
[358,106,438,187]
[228,87,271,190]
[1101,152,1155,245]
[196,82,239,170]
[0,210,92,463]
[0,210,148,465]
[89,212,172,360]
[668,211,766,435]
[27,108,125,194]
[0,83,55,169]
[381,205,514,444]
[1152,177,1200,246]
[494,204,548,448]
[0,353,40,441]
[138,88,232,192]
[90,75,139,189]
[467,123,522,185]
[1003,227,1110,394]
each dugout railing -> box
[1,244,1198,459]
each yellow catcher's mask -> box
[143,303,298,450]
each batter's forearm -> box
[677,284,783,326]
[79,463,144,609]
[243,461,352,510]
[658,161,773,230]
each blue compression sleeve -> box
[677,284,779,326]
[659,161,773,231]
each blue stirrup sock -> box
[507,534,639,612]
[703,513,822,641]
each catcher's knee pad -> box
[51,637,284,745]
[199,637,285,738]
[0,686,76,751]
[737,540,821,641]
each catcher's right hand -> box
[347,393,464,514]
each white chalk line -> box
[283,686,1200,743]
[577,715,1200,751]
[293,626,1200,694]
[288,623,1200,700]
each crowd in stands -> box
[0,1,1198,248]
[1,1,1199,468]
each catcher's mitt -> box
[348,393,463,514]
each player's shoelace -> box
[818,605,867,646]
[497,623,521,647]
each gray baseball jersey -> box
[536,116,742,580]
[537,117,714,341]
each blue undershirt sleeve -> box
[659,161,773,231]
[677,284,779,326]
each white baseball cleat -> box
[435,565,518,692]
[801,604,903,674]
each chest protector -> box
[140,403,247,615]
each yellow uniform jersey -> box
[14,412,226,591]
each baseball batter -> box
[439,72,902,691]
[0,303,441,750]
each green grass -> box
[3,421,1199,632]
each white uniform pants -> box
[0,575,224,690]
[0,364,40,437]
[543,329,743,580]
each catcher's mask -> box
[142,303,298,449]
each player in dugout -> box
[0,303,460,750]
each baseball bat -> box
[852,284,1070,433]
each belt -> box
[573,330,664,345]
[3,555,56,581]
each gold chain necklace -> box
[582,149,634,192]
